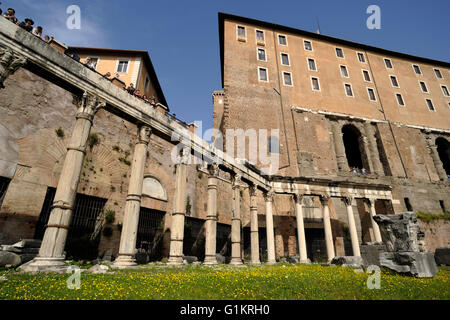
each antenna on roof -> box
[316,16,321,34]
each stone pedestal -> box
[114,125,151,268]
[294,194,308,263]
[343,196,361,257]
[167,155,188,266]
[204,164,219,265]
[320,195,335,262]
[264,191,276,265]
[21,93,105,272]
[249,185,261,265]
[230,174,243,265]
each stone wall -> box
[418,219,450,253]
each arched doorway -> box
[436,137,450,177]
[342,124,369,171]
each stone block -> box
[182,256,198,264]
[380,252,438,278]
[20,253,37,264]
[434,247,450,266]
[215,254,226,264]
[12,239,42,249]
[360,243,387,267]
[0,251,21,267]
[1,245,22,253]
[331,256,363,267]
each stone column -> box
[320,194,335,262]
[230,173,243,265]
[204,163,219,265]
[167,149,189,266]
[114,125,151,267]
[361,136,375,173]
[294,193,308,263]
[264,190,276,265]
[330,120,348,172]
[24,93,105,271]
[249,184,261,265]
[364,121,384,176]
[0,48,27,89]
[343,196,361,257]
[367,199,382,243]
[425,134,447,181]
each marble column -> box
[249,184,261,265]
[0,48,27,89]
[330,120,348,172]
[343,196,361,257]
[294,193,308,263]
[264,190,276,265]
[425,135,447,181]
[204,163,219,265]
[367,199,382,243]
[320,194,335,262]
[364,121,384,176]
[230,173,243,265]
[167,149,189,266]
[114,125,151,267]
[24,93,105,271]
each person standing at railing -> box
[3,7,17,23]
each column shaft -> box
[364,122,384,176]
[265,191,276,264]
[114,125,151,267]
[250,186,260,265]
[294,194,308,263]
[204,164,218,265]
[321,196,335,262]
[330,120,348,172]
[343,197,361,257]
[230,174,243,265]
[369,199,382,243]
[426,135,447,181]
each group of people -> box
[349,167,367,175]
[1,6,53,41]
[126,83,157,106]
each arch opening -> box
[342,124,368,172]
[436,137,450,176]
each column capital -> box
[319,193,331,205]
[364,198,376,207]
[137,124,152,145]
[0,48,27,89]
[264,189,274,202]
[249,184,258,197]
[76,92,106,121]
[294,193,304,204]
[342,195,354,206]
[232,173,241,189]
[207,163,219,177]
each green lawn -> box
[1,264,449,300]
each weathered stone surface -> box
[286,256,300,264]
[215,254,226,264]
[360,243,387,267]
[331,256,363,267]
[102,249,113,262]
[434,247,450,266]
[1,245,22,253]
[380,252,438,278]
[182,256,198,264]
[20,253,37,264]
[0,251,21,267]
[373,213,421,252]
[12,239,42,249]
[87,264,110,274]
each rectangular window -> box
[304,40,312,51]
[256,30,264,42]
[311,77,320,90]
[116,60,129,73]
[434,68,443,79]
[308,58,316,71]
[419,81,428,93]
[362,70,371,82]
[283,72,292,86]
[396,93,405,106]
[281,53,290,66]
[367,88,376,101]
[336,48,344,58]
[278,35,287,45]
[390,75,399,87]
[413,64,421,75]
[257,48,266,61]
[258,67,268,82]
[345,84,353,97]
[340,65,349,78]
[441,85,449,96]
[426,99,435,111]
[144,76,150,92]
[384,58,393,69]
[357,52,366,63]
[237,26,246,37]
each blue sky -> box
[3,0,449,132]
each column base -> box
[229,258,243,266]
[265,260,276,265]
[299,259,311,264]
[203,256,218,266]
[250,261,261,265]
[167,256,184,266]
[18,257,68,273]
[112,255,137,269]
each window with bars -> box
[136,207,165,251]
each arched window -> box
[268,136,279,154]
[342,124,369,172]
[142,176,168,201]
[436,137,450,176]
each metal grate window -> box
[136,207,165,250]
[0,177,11,208]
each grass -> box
[416,211,450,223]
[0,264,449,300]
